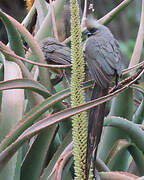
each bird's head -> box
[85,15,111,38]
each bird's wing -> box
[84,37,121,88]
[39,38,71,65]
[53,46,71,64]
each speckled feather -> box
[84,33,121,89]
[85,17,122,180]
[39,37,71,65]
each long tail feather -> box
[86,83,108,180]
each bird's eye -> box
[84,28,98,38]
[89,28,98,34]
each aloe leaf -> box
[99,88,133,171]
[128,0,144,68]
[0,87,71,153]
[0,79,50,98]
[0,43,48,112]
[95,158,110,172]
[0,80,93,153]
[62,157,73,180]
[99,171,138,180]
[13,147,23,180]
[133,99,144,124]
[21,125,58,180]
[22,4,36,28]
[0,42,33,79]
[0,10,25,57]
[35,0,66,41]
[0,88,119,170]
[1,11,50,89]
[0,63,4,82]
[105,139,131,166]
[0,80,137,170]
[104,116,144,153]
[0,51,4,63]
[37,130,72,180]
[132,83,144,123]
[104,139,130,171]
[128,144,144,175]
[0,61,24,180]
[35,0,48,25]
[46,142,73,180]
[4,12,44,63]
[105,139,144,175]
[132,83,144,95]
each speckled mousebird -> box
[84,16,122,180]
[39,37,91,88]
[39,37,72,83]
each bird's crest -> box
[86,15,101,30]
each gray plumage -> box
[39,37,71,83]
[39,37,71,65]
[84,16,122,180]
[39,37,92,100]
[84,17,122,88]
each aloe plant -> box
[0,0,144,180]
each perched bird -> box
[39,18,122,179]
[39,37,71,65]
[84,16,122,180]
[39,37,71,83]
[39,37,92,87]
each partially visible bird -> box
[84,16,122,180]
[39,37,71,65]
[39,37,71,82]
[39,37,92,87]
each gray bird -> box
[39,37,71,65]
[84,16,122,180]
[39,37,92,88]
[39,37,71,83]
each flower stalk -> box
[70,0,87,179]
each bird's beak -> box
[84,29,92,37]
